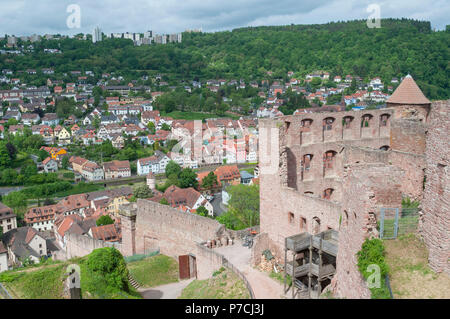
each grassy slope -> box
[127,255,179,288]
[384,234,450,299]
[179,268,250,299]
[1,263,66,299]
[0,258,141,299]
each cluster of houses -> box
[253,71,397,118]
[0,162,260,271]
[0,187,132,270]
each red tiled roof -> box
[387,75,431,105]
[90,224,120,242]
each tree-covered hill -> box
[1,18,448,99]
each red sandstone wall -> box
[196,244,224,279]
[64,232,123,260]
[134,199,223,257]
[333,164,403,299]
[259,119,342,259]
[390,119,427,155]
[421,100,450,275]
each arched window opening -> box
[288,212,294,224]
[323,117,335,131]
[343,116,354,129]
[361,114,373,128]
[302,154,313,170]
[323,188,334,200]
[312,217,321,235]
[380,114,390,127]
[301,119,313,132]
[323,151,337,170]
[300,216,307,231]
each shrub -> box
[356,238,391,299]
[96,215,114,226]
[85,247,129,292]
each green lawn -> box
[179,268,250,299]
[384,234,450,299]
[53,183,105,197]
[380,216,419,238]
[127,255,179,288]
[0,257,141,299]
[0,264,66,299]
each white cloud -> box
[0,0,447,36]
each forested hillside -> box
[1,18,448,99]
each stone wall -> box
[332,163,404,299]
[195,243,224,279]
[276,109,393,202]
[342,145,425,201]
[64,232,122,260]
[390,119,427,155]
[259,118,342,259]
[132,199,231,258]
[420,100,450,275]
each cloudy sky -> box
[0,0,448,36]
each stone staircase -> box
[128,273,141,289]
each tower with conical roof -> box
[387,74,431,122]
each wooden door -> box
[179,255,190,280]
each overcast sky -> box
[0,0,448,36]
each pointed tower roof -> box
[387,75,430,105]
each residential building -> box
[1,227,49,265]
[0,202,17,234]
[103,160,131,179]
[92,26,102,43]
[42,157,58,173]
[137,150,170,175]
[150,185,214,216]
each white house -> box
[137,150,170,175]
[42,157,58,173]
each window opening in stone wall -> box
[380,114,390,127]
[323,117,335,131]
[361,114,373,128]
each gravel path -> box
[215,241,286,299]
[138,279,194,299]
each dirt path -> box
[138,279,194,299]
[215,242,286,299]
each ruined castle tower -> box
[119,203,137,257]
[387,75,431,155]
[387,74,431,122]
[146,172,156,190]
[256,74,442,298]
